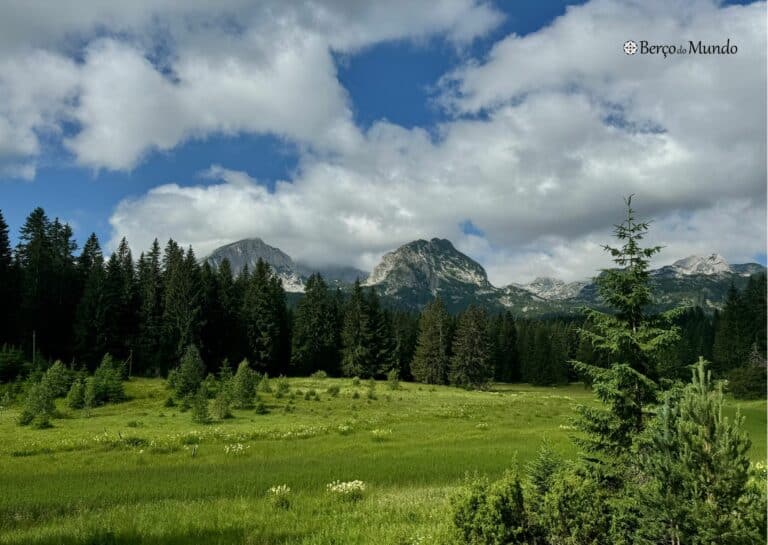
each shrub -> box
[202,373,217,398]
[726,365,767,399]
[86,354,125,406]
[44,361,72,397]
[191,384,210,424]
[259,374,273,393]
[326,385,340,397]
[386,368,400,390]
[173,345,205,398]
[366,379,377,400]
[163,396,176,408]
[213,378,233,419]
[351,376,361,387]
[275,375,290,396]
[254,401,268,414]
[65,379,86,409]
[18,377,56,428]
[351,390,360,399]
[451,472,534,545]
[310,370,328,380]
[232,360,256,408]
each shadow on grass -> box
[21,527,309,545]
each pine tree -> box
[410,297,451,384]
[491,311,519,382]
[291,273,341,375]
[191,383,211,424]
[449,305,493,388]
[633,358,765,544]
[163,244,202,362]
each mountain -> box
[205,238,367,292]
[516,277,588,301]
[362,238,554,313]
[206,238,765,315]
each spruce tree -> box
[191,383,210,424]
[136,239,164,374]
[449,305,493,388]
[73,233,106,368]
[232,359,256,408]
[410,297,451,384]
[340,279,372,377]
[242,259,289,374]
[572,196,681,459]
[173,345,205,399]
[291,273,340,375]
[0,210,20,346]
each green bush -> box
[386,368,400,390]
[86,354,125,406]
[172,345,205,398]
[326,385,340,397]
[275,375,290,396]
[232,359,256,408]
[191,384,210,424]
[213,377,233,419]
[18,377,56,428]
[451,472,533,545]
[310,370,328,380]
[43,360,72,397]
[726,365,767,399]
[65,379,86,409]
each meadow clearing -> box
[1,377,765,545]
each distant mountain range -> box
[205,238,765,315]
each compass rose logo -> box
[623,40,638,55]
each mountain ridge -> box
[205,238,765,314]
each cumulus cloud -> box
[1,0,764,283]
[0,0,503,173]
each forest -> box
[0,206,765,396]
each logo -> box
[623,39,738,58]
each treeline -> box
[0,207,764,391]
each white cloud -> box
[0,1,502,174]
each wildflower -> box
[326,480,366,501]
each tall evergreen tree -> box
[136,240,164,375]
[572,196,681,461]
[291,273,341,375]
[0,210,19,345]
[340,279,371,377]
[490,311,519,382]
[449,305,493,388]
[242,259,289,374]
[73,234,106,368]
[410,297,452,384]
[163,243,202,364]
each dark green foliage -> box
[713,274,767,375]
[450,306,493,389]
[86,354,126,406]
[232,359,256,408]
[190,384,210,424]
[631,358,765,544]
[44,360,72,397]
[572,197,680,459]
[0,345,27,383]
[340,280,394,378]
[386,368,400,390]
[291,274,341,375]
[410,297,451,384]
[18,375,56,428]
[173,345,205,399]
[163,243,202,363]
[489,311,519,382]
[65,379,86,409]
[451,472,533,545]
[727,364,767,400]
[242,259,290,375]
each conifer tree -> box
[173,344,205,399]
[410,297,451,384]
[490,311,519,382]
[449,305,493,388]
[232,359,256,408]
[572,196,681,459]
[340,279,372,377]
[136,239,164,374]
[191,383,210,424]
[0,210,19,345]
[163,244,202,362]
[242,259,289,374]
[291,273,340,375]
[633,358,765,544]
[73,234,106,368]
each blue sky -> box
[0,0,764,282]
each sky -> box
[0,0,765,284]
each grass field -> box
[1,377,764,545]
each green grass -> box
[0,378,764,544]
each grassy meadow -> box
[0,377,764,545]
